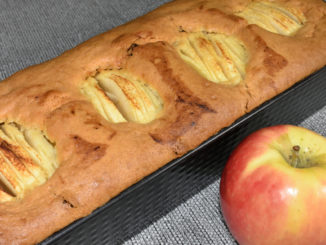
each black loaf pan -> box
[39,66,326,244]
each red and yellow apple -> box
[220,125,326,245]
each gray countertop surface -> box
[1,1,325,244]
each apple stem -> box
[291,145,307,168]
[291,145,300,168]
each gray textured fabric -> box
[0,1,326,245]
[124,179,236,245]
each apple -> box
[220,125,326,245]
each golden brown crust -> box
[0,0,325,243]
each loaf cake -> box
[0,0,325,244]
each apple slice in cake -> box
[82,70,163,124]
[0,123,57,202]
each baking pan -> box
[40,66,326,245]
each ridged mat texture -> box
[1,1,326,244]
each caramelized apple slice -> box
[88,70,163,124]
[0,123,58,202]
[81,77,127,123]
[0,188,14,202]
[236,1,306,36]
[1,124,53,179]
[0,151,26,197]
[174,32,248,85]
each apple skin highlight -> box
[220,125,326,245]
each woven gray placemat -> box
[1,1,325,245]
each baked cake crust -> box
[0,0,325,244]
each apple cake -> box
[0,0,325,244]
